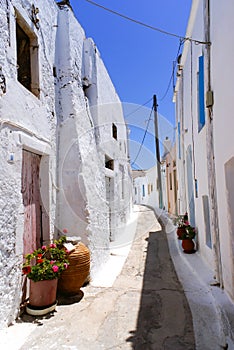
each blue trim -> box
[198,55,205,131]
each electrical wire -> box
[159,39,184,102]
[124,97,152,118]
[131,106,153,168]
[83,0,210,45]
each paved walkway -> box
[1,206,195,350]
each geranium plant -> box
[181,224,196,240]
[174,212,189,228]
[22,236,69,282]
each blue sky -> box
[70,0,192,169]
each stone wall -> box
[0,0,132,328]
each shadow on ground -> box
[17,290,84,326]
[126,226,195,350]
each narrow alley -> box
[1,206,195,350]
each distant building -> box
[161,138,177,215]
[132,166,159,208]
[0,0,131,328]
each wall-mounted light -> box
[8,152,14,163]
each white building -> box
[0,0,131,328]
[133,166,159,208]
[174,0,234,302]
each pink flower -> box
[52,265,59,272]
[64,263,68,269]
[50,243,56,248]
[184,221,189,226]
[63,228,68,233]
[50,260,55,265]
[42,245,47,250]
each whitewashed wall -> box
[0,0,132,328]
[0,0,58,328]
[210,1,234,299]
[174,0,234,300]
[174,0,214,270]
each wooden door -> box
[22,150,42,255]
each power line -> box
[131,106,153,168]
[159,39,184,102]
[124,97,152,118]
[84,0,210,45]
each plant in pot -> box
[22,236,69,315]
[180,224,196,254]
[174,212,189,239]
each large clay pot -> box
[26,279,58,315]
[182,239,196,254]
[58,242,90,295]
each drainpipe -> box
[204,0,223,287]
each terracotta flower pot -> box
[29,279,58,308]
[182,239,196,254]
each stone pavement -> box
[1,206,196,349]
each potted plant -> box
[22,236,69,315]
[180,224,196,254]
[174,212,189,239]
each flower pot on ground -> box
[180,225,196,254]
[182,238,196,254]
[22,236,69,315]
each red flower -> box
[37,259,44,264]
[37,254,43,258]
[50,243,56,248]
[22,266,31,275]
[63,228,68,234]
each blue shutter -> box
[198,55,205,131]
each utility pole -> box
[153,94,163,209]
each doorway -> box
[105,176,114,241]
[186,145,195,226]
[22,149,43,253]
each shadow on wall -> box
[125,228,195,349]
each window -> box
[148,184,151,195]
[198,55,205,131]
[112,123,117,140]
[16,11,40,97]
[142,184,145,197]
[202,195,212,248]
[105,155,114,170]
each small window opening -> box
[112,123,117,140]
[105,156,114,170]
[16,24,31,91]
[16,12,40,97]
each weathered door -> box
[22,150,42,255]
